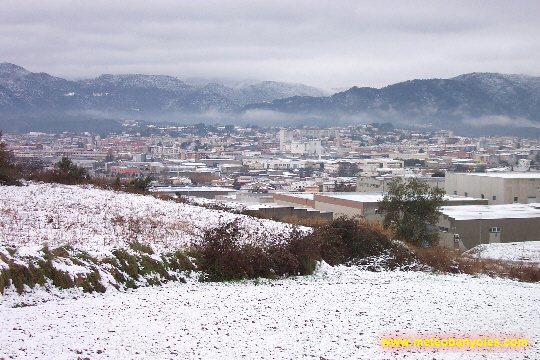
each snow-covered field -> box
[1,266,539,359]
[1,183,539,359]
[0,183,299,255]
[465,241,540,264]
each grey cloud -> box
[1,0,539,90]
[462,116,540,129]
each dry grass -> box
[411,245,540,282]
[278,215,331,227]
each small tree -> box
[54,157,89,182]
[0,130,21,185]
[378,177,444,247]
[126,176,152,193]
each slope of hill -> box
[465,241,540,264]
[0,182,302,299]
[0,182,296,254]
[1,266,539,358]
[1,183,539,359]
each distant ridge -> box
[1,63,540,135]
[0,62,325,117]
[244,72,540,133]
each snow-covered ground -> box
[465,241,540,264]
[1,183,539,359]
[1,266,539,359]
[0,183,300,256]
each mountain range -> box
[1,62,540,135]
[245,73,540,133]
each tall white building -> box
[279,128,323,155]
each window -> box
[480,194,485,199]
[492,195,497,201]
[489,227,501,233]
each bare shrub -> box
[412,246,461,273]
[412,245,540,282]
[193,216,408,281]
[315,217,398,266]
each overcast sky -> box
[1,0,539,90]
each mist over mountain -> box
[0,63,326,131]
[244,72,540,134]
[1,63,540,135]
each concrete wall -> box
[313,194,364,219]
[438,215,540,250]
[357,176,445,193]
[243,206,333,222]
[273,193,315,208]
[157,190,234,199]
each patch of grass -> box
[128,241,154,255]
[51,245,73,258]
[0,269,11,294]
[12,302,35,308]
[112,249,139,279]
[163,251,196,272]
[412,245,540,282]
[73,250,98,264]
[2,243,198,295]
[412,246,460,273]
[3,261,47,294]
[41,244,54,261]
[139,254,170,279]
[101,257,126,285]
[508,264,540,282]
[37,259,74,290]
[146,276,162,286]
[124,278,138,289]
[80,268,106,293]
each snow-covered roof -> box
[276,193,315,200]
[151,186,236,192]
[245,204,292,210]
[318,193,481,203]
[452,172,540,179]
[441,204,540,220]
[323,193,382,202]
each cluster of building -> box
[5,122,540,252]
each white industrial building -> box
[438,203,540,250]
[445,172,540,204]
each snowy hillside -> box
[465,241,540,264]
[1,183,539,358]
[0,182,298,256]
[1,267,539,359]
[0,183,307,298]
